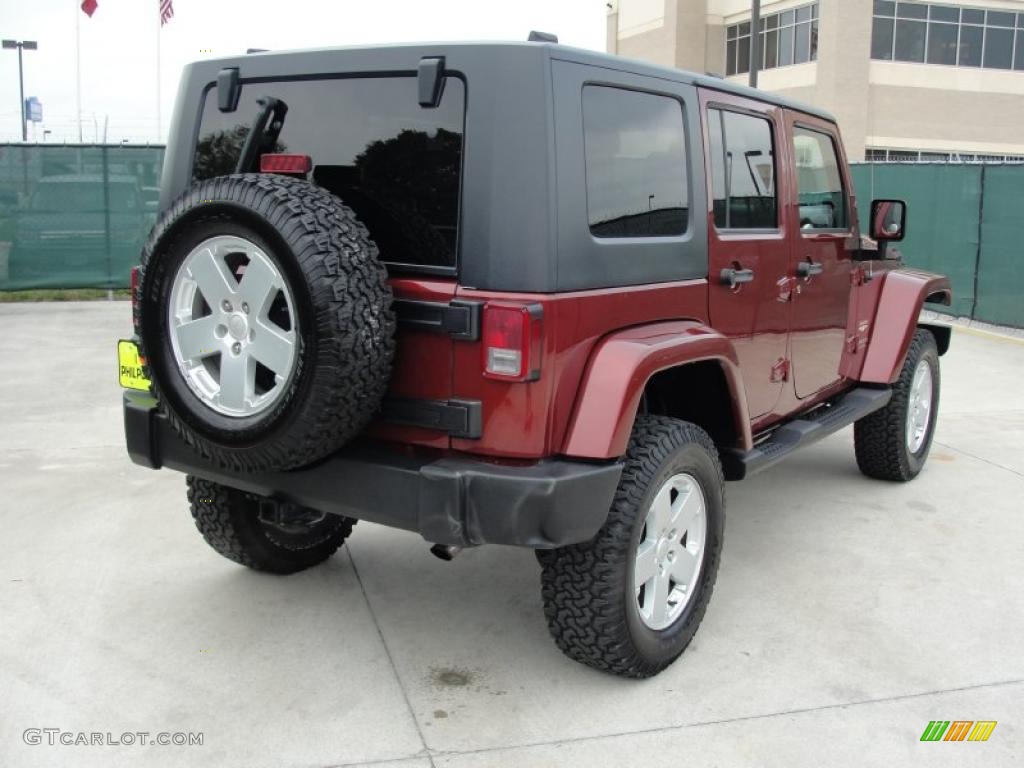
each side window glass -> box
[582,85,688,238]
[792,127,848,231]
[708,108,777,229]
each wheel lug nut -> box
[242,302,249,314]
[222,299,232,312]
[232,342,241,355]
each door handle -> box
[720,267,755,288]
[797,261,824,277]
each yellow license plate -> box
[117,340,152,391]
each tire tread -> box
[854,329,939,482]
[539,415,724,678]
[186,475,354,574]
[138,174,395,472]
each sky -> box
[0,0,607,144]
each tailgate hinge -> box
[393,299,482,341]
[380,397,482,439]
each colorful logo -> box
[920,721,997,742]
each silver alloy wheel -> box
[906,358,934,453]
[633,472,707,631]
[168,235,298,417]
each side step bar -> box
[722,387,892,481]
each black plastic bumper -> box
[123,392,623,548]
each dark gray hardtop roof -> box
[164,40,834,292]
[189,40,835,123]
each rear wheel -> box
[187,475,354,574]
[854,329,940,482]
[539,416,725,678]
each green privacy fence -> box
[1,147,1020,328]
[0,144,164,291]
[850,162,1023,328]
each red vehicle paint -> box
[366,87,952,467]
[125,40,957,679]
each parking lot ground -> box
[1,301,1022,768]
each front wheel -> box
[539,416,725,678]
[854,329,940,482]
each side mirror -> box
[870,199,906,241]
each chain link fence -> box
[0,144,164,291]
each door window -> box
[792,127,848,231]
[708,108,777,230]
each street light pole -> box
[17,45,25,141]
[2,39,38,142]
[749,0,761,89]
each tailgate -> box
[367,276,477,450]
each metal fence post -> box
[970,164,986,322]
[102,144,112,289]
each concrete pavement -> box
[0,301,1021,767]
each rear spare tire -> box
[137,173,395,472]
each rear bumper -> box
[124,392,622,548]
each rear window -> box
[582,85,689,238]
[193,76,465,270]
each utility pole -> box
[76,3,83,142]
[2,39,38,141]
[749,0,761,89]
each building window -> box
[708,108,777,229]
[872,2,1024,71]
[726,2,818,76]
[582,86,689,238]
[864,147,1024,162]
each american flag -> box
[159,0,174,26]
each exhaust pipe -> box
[430,544,462,561]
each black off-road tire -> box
[186,476,354,574]
[539,416,725,678]
[137,173,395,473]
[854,329,940,482]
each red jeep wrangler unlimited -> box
[122,41,951,678]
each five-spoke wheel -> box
[540,416,724,678]
[169,235,298,417]
[633,473,707,631]
[905,358,934,454]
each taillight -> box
[259,153,312,175]
[130,265,141,330]
[482,303,543,381]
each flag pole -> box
[156,4,162,142]
[75,0,83,142]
